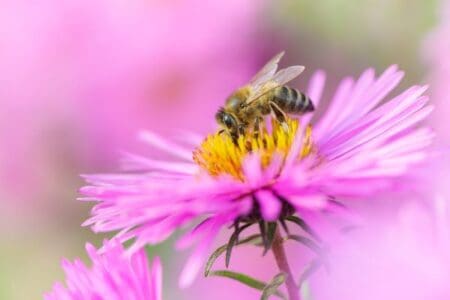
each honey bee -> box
[216,51,314,142]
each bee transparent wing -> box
[245,65,305,104]
[249,51,285,87]
[271,65,305,86]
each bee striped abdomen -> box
[272,86,314,114]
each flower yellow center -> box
[193,118,314,180]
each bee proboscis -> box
[215,51,314,142]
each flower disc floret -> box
[193,118,313,180]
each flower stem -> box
[271,228,300,300]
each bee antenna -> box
[215,107,225,120]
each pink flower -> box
[44,240,162,300]
[81,64,434,287]
[309,195,450,300]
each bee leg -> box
[269,101,289,132]
[230,131,240,146]
[238,124,246,136]
[253,117,263,139]
[220,129,239,145]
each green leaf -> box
[209,270,265,289]
[204,234,262,276]
[285,216,322,242]
[261,272,287,300]
[263,222,277,255]
[286,234,323,256]
[209,270,286,300]
[226,223,253,267]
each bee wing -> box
[271,65,305,85]
[249,51,285,87]
[245,65,305,104]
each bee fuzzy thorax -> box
[193,117,314,181]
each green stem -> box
[271,228,300,300]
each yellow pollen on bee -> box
[193,118,314,181]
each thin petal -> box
[178,217,223,288]
[302,70,326,126]
[138,130,193,161]
[256,190,282,221]
[287,194,328,210]
[151,257,163,300]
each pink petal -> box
[151,257,163,300]
[178,217,223,288]
[287,194,328,210]
[242,153,263,187]
[138,130,193,161]
[302,70,326,126]
[256,190,282,221]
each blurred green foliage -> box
[271,0,437,83]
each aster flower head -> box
[81,56,434,288]
[44,240,162,300]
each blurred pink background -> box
[0,0,447,299]
[310,197,450,300]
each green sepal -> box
[261,272,287,300]
[259,221,268,251]
[204,234,262,276]
[225,223,253,267]
[208,270,286,299]
[279,218,290,234]
[286,234,323,256]
[263,222,277,255]
[285,216,322,242]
